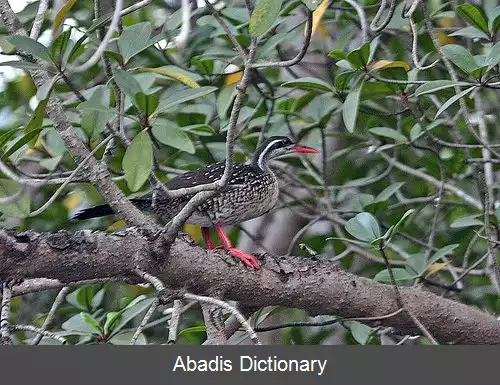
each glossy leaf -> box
[7,35,52,62]
[342,80,363,132]
[113,68,142,101]
[369,127,407,142]
[414,80,469,97]
[134,67,200,88]
[249,0,284,36]
[122,130,153,192]
[345,212,380,243]
[155,86,218,114]
[350,321,374,345]
[375,183,405,203]
[428,244,459,265]
[435,86,475,119]
[486,41,500,72]
[151,120,196,154]
[456,4,489,34]
[450,214,483,228]
[217,84,237,118]
[53,0,77,36]
[441,44,478,74]
[373,268,416,283]
[77,86,113,137]
[118,22,153,63]
[0,60,40,70]
[281,77,334,92]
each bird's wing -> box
[166,163,262,190]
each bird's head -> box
[252,136,319,170]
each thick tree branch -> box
[1,229,499,344]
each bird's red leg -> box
[214,224,261,270]
[202,227,215,250]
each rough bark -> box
[1,229,499,344]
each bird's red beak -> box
[293,144,319,154]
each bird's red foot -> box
[227,248,261,270]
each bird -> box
[73,136,319,270]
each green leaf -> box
[346,42,370,69]
[489,6,500,33]
[2,129,42,159]
[350,321,374,345]
[414,80,469,97]
[0,179,30,218]
[360,82,397,100]
[281,77,334,92]
[118,22,153,64]
[151,120,195,154]
[326,237,372,248]
[134,92,159,116]
[0,128,21,150]
[180,124,215,136]
[456,4,489,34]
[134,67,200,88]
[51,29,72,63]
[113,68,142,101]
[486,41,500,72]
[342,80,364,133]
[441,44,478,74]
[61,313,101,335]
[53,0,77,36]
[122,130,153,192]
[376,209,416,246]
[36,74,60,100]
[249,0,284,36]
[450,214,483,228]
[428,244,459,265]
[369,127,407,142]
[178,325,207,337]
[345,212,380,243]
[375,183,405,202]
[77,86,113,137]
[155,86,218,114]
[109,331,147,345]
[0,60,40,70]
[374,268,416,283]
[328,50,347,61]
[7,35,52,62]
[104,312,122,335]
[406,253,428,275]
[109,296,155,336]
[217,84,237,118]
[435,86,475,119]
[2,98,49,158]
[449,26,489,40]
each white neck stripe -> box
[257,140,282,170]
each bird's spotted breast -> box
[152,164,279,226]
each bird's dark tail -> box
[73,195,152,220]
[72,204,114,220]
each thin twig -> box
[251,7,313,69]
[130,297,159,345]
[11,324,67,344]
[29,135,113,217]
[203,0,247,60]
[31,286,70,345]
[184,292,261,345]
[66,0,123,73]
[167,299,182,344]
[30,0,49,40]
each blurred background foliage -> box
[1,0,500,345]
